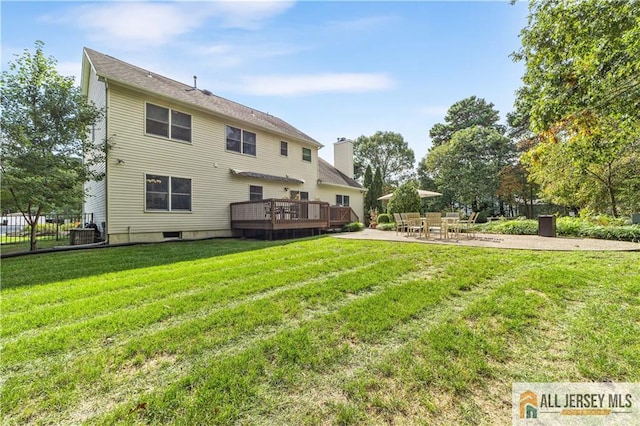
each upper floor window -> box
[302,147,312,162]
[145,103,191,142]
[249,185,263,201]
[280,141,288,156]
[146,174,192,211]
[226,125,256,156]
[336,195,350,206]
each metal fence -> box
[1,213,94,245]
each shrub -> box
[556,217,590,237]
[479,218,538,235]
[387,182,421,214]
[377,213,391,224]
[376,222,396,231]
[478,216,640,242]
[343,222,364,232]
[585,225,640,242]
[22,223,58,236]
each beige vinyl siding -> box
[316,185,365,223]
[105,85,320,239]
[83,67,107,229]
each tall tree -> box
[362,164,374,218]
[512,0,640,217]
[371,167,384,213]
[353,131,415,187]
[424,127,514,212]
[1,41,105,250]
[429,96,504,147]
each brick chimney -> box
[333,137,354,179]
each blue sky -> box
[1,1,529,165]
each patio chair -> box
[393,213,408,235]
[423,212,444,239]
[400,213,411,236]
[444,212,461,239]
[406,212,423,238]
[458,212,478,239]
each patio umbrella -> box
[377,189,442,200]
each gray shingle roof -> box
[83,47,321,147]
[318,158,363,189]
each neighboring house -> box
[81,47,364,244]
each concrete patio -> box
[333,228,640,251]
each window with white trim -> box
[302,147,312,162]
[226,125,256,156]
[145,103,191,142]
[249,185,263,201]
[146,174,192,211]
[336,195,350,206]
[280,141,288,156]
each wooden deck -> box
[230,199,359,234]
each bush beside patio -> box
[476,216,640,242]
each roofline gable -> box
[81,47,323,148]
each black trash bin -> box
[538,215,556,237]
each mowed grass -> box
[2,237,639,425]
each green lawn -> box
[2,237,639,425]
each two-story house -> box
[81,48,364,243]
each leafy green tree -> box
[424,127,514,212]
[371,167,384,213]
[353,131,415,187]
[512,0,640,216]
[417,160,451,212]
[429,96,504,147]
[1,41,105,250]
[497,163,539,218]
[362,164,374,221]
[387,181,421,214]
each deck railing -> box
[230,199,359,231]
[329,206,359,226]
[230,199,330,230]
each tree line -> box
[357,0,639,221]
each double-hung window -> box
[249,185,263,201]
[280,141,288,156]
[145,103,191,142]
[226,125,256,156]
[146,174,192,211]
[336,195,350,206]
[302,147,312,162]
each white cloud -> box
[236,73,395,96]
[214,1,296,29]
[51,1,295,49]
[193,40,309,70]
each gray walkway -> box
[333,228,640,251]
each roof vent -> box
[193,75,197,89]
[202,89,213,96]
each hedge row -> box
[477,217,640,242]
